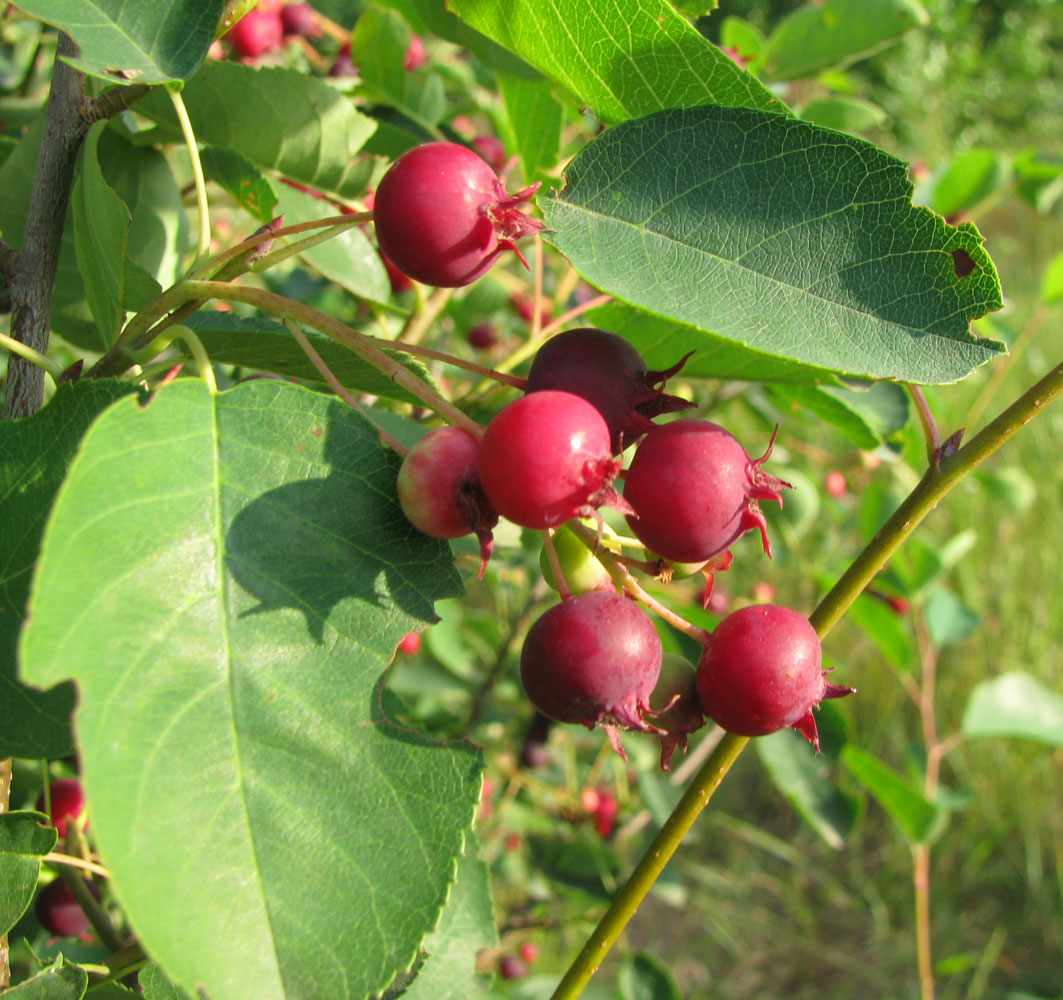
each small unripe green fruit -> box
[540,524,615,595]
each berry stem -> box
[907,384,941,466]
[166,85,211,264]
[549,732,749,1000]
[541,530,573,601]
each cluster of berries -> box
[397,326,854,767]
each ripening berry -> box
[695,604,854,750]
[36,778,87,840]
[373,142,544,287]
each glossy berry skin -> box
[525,328,693,453]
[35,878,101,938]
[373,142,544,287]
[36,778,86,839]
[478,391,631,529]
[624,420,791,563]
[226,8,283,58]
[396,426,498,576]
[520,592,662,755]
[695,604,853,750]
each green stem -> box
[0,331,65,379]
[166,85,211,263]
[552,357,1063,1000]
[178,281,482,435]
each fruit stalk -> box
[552,356,1063,1000]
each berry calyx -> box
[478,391,632,530]
[372,142,545,288]
[36,778,87,839]
[624,421,792,563]
[396,426,498,576]
[519,591,663,756]
[695,604,854,750]
[524,328,694,453]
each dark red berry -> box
[280,2,317,37]
[373,142,544,287]
[36,778,86,840]
[624,421,792,563]
[329,43,357,77]
[35,878,101,938]
[478,391,631,529]
[396,426,498,576]
[591,790,618,836]
[525,328,694,453]
[509,292,552,327]
[519,591,663,756]
[226,8,283,59]
[467,322,498,350]
[648,654,706,770]
[695,604,854,750]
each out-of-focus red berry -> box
[887,596,911,615]
[398,632,421,655]
[592,792,618,837]
[472,134,507,171]
[467,322,498,350]
[35,878,100,938]
[752,581,776,603]
[824,470,847,498]
[404,33,426,71]
[500,956,529,980]
[329,43,357,77]
[509,292,552,326]
[227,8,284,59]
[36,778,87,839]
[518,941,540,965]
[280,2,318,37]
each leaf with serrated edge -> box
[20,379,481,1000]
[450,0,783,123]
[16,0,223,84]
[1,812,58,936]
[0,379,136,758]
[545,105,1004,384]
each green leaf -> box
[974,465,1037,513]
[200,147,278,224]
[841,745,944,844]
[134,62,376,198]
[929,149,1012,219]
[20,379,481,1000]
[400,852,498,1000]
[1012,150,1063,214]
[184,312,430,401]
[138,965,195,1000]
[618,952,681,1000]
[0,378,136,758]
[15,0,223,84]
[768,381,909,449]
[0,812,58,936]
[799,96,887,133]
[72,122,161,347]
[272,182,391,304]
[544,105,1004,384]
[498,73,564,181]
[925,587,979,647]
[1,958,87,999]
[585,300,842,386]
[720,16,767,71]
[756,727,858,849]
[1041,252,1063,305]
[962,672,1063,747]
[449,0,783,124]
[844,592,914,673]
[765,0,929,81]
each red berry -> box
[403,33,426,71]
[887,595,911,615]
[478,391,631,529]
[396,426,498,576]
[752,581,776,603]
[824,470,847,498]
[226,8,283,58]
[695,604,854,750]
[467,322,498,350]
[592,791,618,837]
[500,956,529,980]
[329,43,357,77]
[35,878,101,938]
[648,654,706,770]
[36,778,86,839]
[397,632,421,655]
[509,292,552,326]
[472,134,507,171]
[525,328,693,453]
[379,248,413,293]
[373,142,544,287]
[280,2,317,37]
[518,941,540,965]
[624,421,792,564]
[519,591,663,756]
